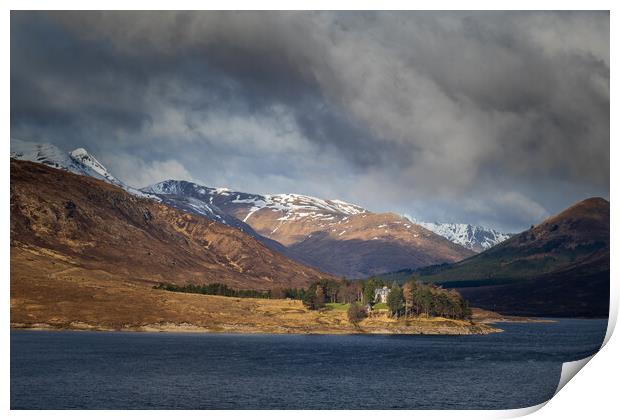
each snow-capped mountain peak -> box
[69,147,122,186]
[410,219,512,252]
[11,139,155,200]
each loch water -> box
[11,318,607,409]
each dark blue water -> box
[11,319,607,409]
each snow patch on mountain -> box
[230,192,367,221]
[267,194,367,216]
[142,180,294,242]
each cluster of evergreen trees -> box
[301,277,471,321]
[154,282,313,301]
[387,280,472,320]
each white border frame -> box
[2,2,616,419]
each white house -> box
[374,286,390,304]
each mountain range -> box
[11,140,491,277]
[142,180,513,254]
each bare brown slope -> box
[10,159,333,290]
[286,213,474,278]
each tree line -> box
[154,281,322,301]
[153,282,272,299]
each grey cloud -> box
[10,11,609,232]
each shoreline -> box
[474,316,556,324]
[11,320,503,335]
[470,307,556,324]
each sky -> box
[10,11,609,232]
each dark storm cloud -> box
[10,11,609,231]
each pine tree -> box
[386,283,404,318]
[363,277,377,305]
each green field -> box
[325,303,350,311]
[372,302,388,310]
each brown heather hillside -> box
[10,159,334,290]
[286,213,474,278]
[208,194,474,278]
